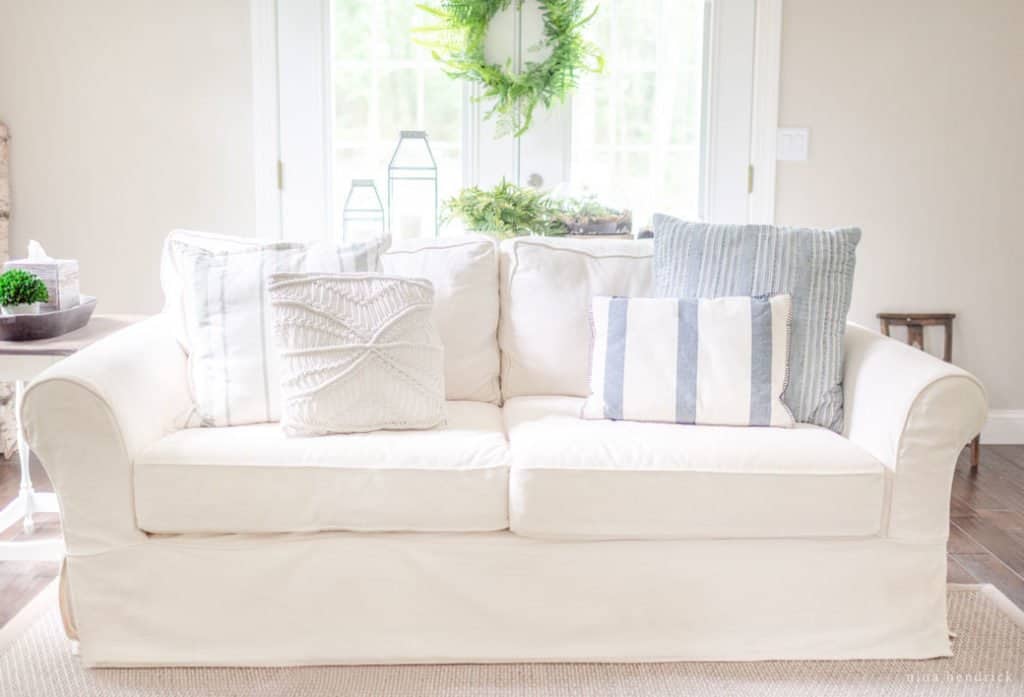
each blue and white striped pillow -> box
[583,295,794,427]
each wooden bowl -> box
[0,296,97,341]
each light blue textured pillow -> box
[652,215,860,432]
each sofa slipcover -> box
[21,234,989,665]
[505,396,885,540]
[135,401,508,534]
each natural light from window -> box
[333,0,463,239]
[332,0,707,238]
[570,0,706,227]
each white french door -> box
[253,0,779,241]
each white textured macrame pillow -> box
[178,236,389,427]
[268,273,446,436]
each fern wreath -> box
[416,0,603,137]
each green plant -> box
[415,0,603,137]
[442,180,567,238]
[555,195,623,220]
[0,269,48,306]
[546,193,631,235]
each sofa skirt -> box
[65,532,950,666]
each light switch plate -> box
[776,128,809,161]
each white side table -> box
[0,315,143,560]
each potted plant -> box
[442,180,566,239]
[554,195,633,236]
[0,268,49,315]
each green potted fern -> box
[555,196,633,236]
[0,268,50,315]
[442,180,566,239]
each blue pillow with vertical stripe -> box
[652,216,860,432]
[583,295,794,427]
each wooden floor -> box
[2,445,1024,631]
[0,456,60,628]
[948,444,1024,607]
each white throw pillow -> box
[382,235,499,403]
[583,295,794,427]
[178,236,389,426]
[161,229,269,350]
[268,273,446,436]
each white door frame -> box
[702,0,757,223]
[249,0,282,239]
[747,0,783,224]
[253,0,784,239]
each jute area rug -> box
[2,584,1023,696]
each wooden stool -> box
[877,313,980,469]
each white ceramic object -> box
[1,302,40,316]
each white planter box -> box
[1,302,40,316]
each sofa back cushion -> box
[383,236,500,404]
[499,236,653,399]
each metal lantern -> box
[341,179,385,242]
[386,130,438,239]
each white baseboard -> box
[981,410,1024,444]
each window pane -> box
[378,69,418,137]
[333,0,463,240]
[379,0,416,60]
[571,0,707,228]
[333,69,370,144]
[333,1,370,60]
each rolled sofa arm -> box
[842,323,987,542]
[21,315,191,555]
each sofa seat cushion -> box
[504,396,885,540]
[134,401,509,534]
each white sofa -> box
[22,235,987,667]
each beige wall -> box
[775,0,1024,411]
[0,0,257,314]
